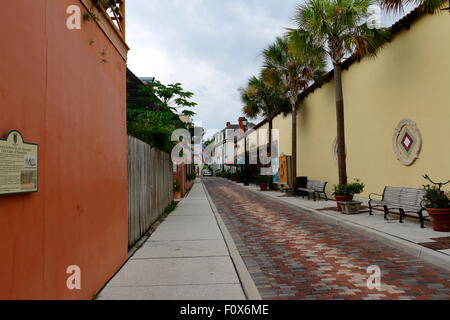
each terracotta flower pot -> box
[426,208,450,232]
[259,182,268,191]
[335,195,354,211]
[174,191,181,200]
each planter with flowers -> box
[333,179,365,211]
[235,171,243,183]
[257,175,271,191]
[423,187,450,232]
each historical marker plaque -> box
[0,130,38,195]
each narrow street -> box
[203,177,450,300]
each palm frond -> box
[380,0,445,13]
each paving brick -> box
[203,178,450,300]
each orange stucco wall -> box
[0,0,128,299]
[174,164,194,197]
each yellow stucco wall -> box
[257,123,270,147]
[297,11,450,196]
[272,114,293,157]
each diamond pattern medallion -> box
[392,119,422,166]
[401,133,412,151]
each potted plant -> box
[235,171,243,183]
[173,180,181,200]
[333,179,365,211]
[257,175,271,191]
[215,170,224,177]
[423,186,450,232]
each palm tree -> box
[262,36,325,191]
[240,75,290,186]
[293,0,389,185]
[379,0,445,13]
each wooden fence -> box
[128,136,173,248]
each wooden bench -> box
[369,186,427,228]
[297,180,328,201]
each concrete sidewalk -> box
[98,180,250,300]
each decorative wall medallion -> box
[392,119,422,166]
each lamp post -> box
[242,118,250,186]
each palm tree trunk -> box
[291,104,297,192]
[334,64,348,185]
[268,118,274,190]
[268,118,273,158]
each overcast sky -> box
[126,1,411,138]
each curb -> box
[201,180,262,301]
[242,184,450,271]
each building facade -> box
[249,7,450,197]
[0,0,129,299]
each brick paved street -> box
[203,177,450,300]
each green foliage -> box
[127,81,196,153]
[240,75,291,121]
[223,171,232,179]
[164,203,177,215]
[333,179,365,196]
[127,107,183,152]
[423,187,450,209]
[262,36,326,108]
[379,0,444,14]
[84,0,116,22]
[140,81,197,118]
[203,137,215,148]
[235,171,244,180]
[159,202,178,223]
[293,0,390,65]
[215,170,226,177]
[187,173,197,181]
[257,175,272,183]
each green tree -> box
[141,81,197,118]
[203,137,215,148]
[127,81,197,152]
[262,36,325,191]
[240,74,290,184]
[293,0,389,185]
[379,0,445,12]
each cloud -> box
[126,0,300,134]
[126,1,411,136]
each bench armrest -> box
[420,199,426,210]
[369,193,383,200]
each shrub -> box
[257,175,271,184]
[187,173,197,181]
[333,179,365,196]
[423,186,450,209]
[235,171,243,180]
